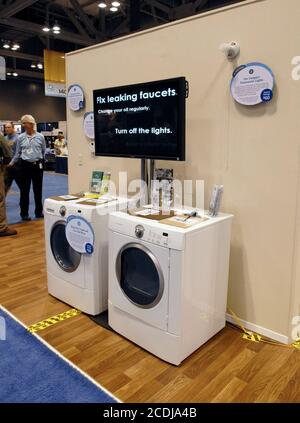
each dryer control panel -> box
[109,212,186,251]
[134,224,168,246]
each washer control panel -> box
[144,229,169,247]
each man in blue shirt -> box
[4,122,18,152]
[8,115,46,221]
[4,121,21,194]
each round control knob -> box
[59,206,66,217]
[135,224,144,239]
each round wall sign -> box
[83,112,95,139]
[67,84,85,111]
[65,215,94,254]
[230,62,275,106]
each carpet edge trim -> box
[0,304,121,403]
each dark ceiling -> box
[0,0,245,80]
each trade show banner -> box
[44,49,66,97]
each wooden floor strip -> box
[0,220,299,402]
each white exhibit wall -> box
[66,0,300,340]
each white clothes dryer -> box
[44,197,130,315]
[108,210,233,365]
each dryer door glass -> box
[50,221,81,272]
[117,243,164,308]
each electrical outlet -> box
[90,141,95,154]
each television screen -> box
[93,77,186,161]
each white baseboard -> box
[226,313,289,345]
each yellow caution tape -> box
[227,307,248,333]
[28,308,81,333]
[242,331,262,343]
[227,307,299,350]
[292,339,300,350]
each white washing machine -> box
[108,210,233,365]
[44,197,130,315]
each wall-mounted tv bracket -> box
[185,81,189,98]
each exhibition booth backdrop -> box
[65,0,300,343]
[0,78,66,122]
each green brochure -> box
[100,171,111,195]
[90,171,103,193]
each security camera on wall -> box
[219,41,240,60]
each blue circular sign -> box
[231,62,275,106]
[66,215,94,254]
[261,89,273,102]
[85,243,94,255]
[67,84,85,111]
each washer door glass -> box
[50,221,81,272]
[117,243,164,308]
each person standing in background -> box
[54,131,66,156]
[8,115,46,221]
[4,121,22,194]
[0,134,17,237]
[4,122,18,152]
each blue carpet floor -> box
[6,171,68,225]
[0,306,117,403]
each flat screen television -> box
[93,77,186,161]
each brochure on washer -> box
[77,195,117,206]
[132,208,207,227]
[134,209,161,216]
[50,194,80,201]
[59,195,79,200]
[132,208,175,221]
[161,215,208,229]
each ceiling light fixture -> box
[98,2,107,8]
[53,30,60,35]
[53,22,60,31]
[112,1,120,6]
[31,63,36,68]
[110,6,118,12]
[11,43,20,51]
[12,72,18,77]
[3,42,10,49]
[42,23,50,32]
[37,63,43,69]
[6,72,11,76]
